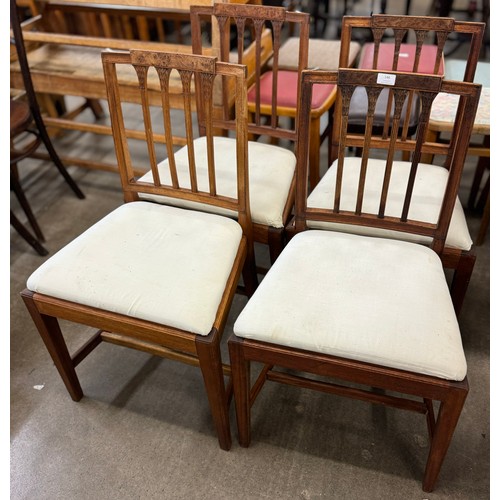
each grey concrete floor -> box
[9,2,490,499]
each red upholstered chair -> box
[192,2,334,199]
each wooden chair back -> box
[339,14,485,78]
[191,2,310,142]
[295,68,481,256]
[337,15,485,142]
[101,50,253,238]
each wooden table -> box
[10,0,258,174]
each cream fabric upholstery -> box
[276,38,361,70]
[27,202,243,336]
[139,137,296,228]
[307,158,472,250]
[234,230,467,381]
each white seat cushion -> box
[138,136,296,228]
[234,230,467,381]
[27,202,243,336]
[307,157,472,251]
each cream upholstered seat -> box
[139,136,296,229]
[27,202,243,336]
[307,158,472,251]
[234,230,466,380]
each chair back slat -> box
[134,64,161,186]
[200,72,217,196]
[269,19,283,128]
[102,50,252,236]
[156,67,179,189]
[179,69,198,193]
[371,28,384,68]
[252,18,265,124]
[391,29,407,68]
[400,91,436,222]
[235,17,246,63]
[357,87,382,215]
[296,68,481,255]
[433,32,449,73]
[378,88,406,217]
[333,84,354,213]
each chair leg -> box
[10,211,48,256]
[476,174,489,212]
[475,192,490,246]
[86,98,105,119]
[195,331,232,451]
[10,210,49,256]
[242,254,258,297]
[422,384,468,492]
[467,155,488,209]
[228,335,251,448]
[20,290,83,401]
[268,227,285,264]
[10,164,45,242]
[37,122,86,200]
[450,252,476,315]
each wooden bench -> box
[10,0,264,174]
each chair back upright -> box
[295,68,481,256]
[191,2,309,143]
[101,49,253,243]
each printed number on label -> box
[376,73,396,86]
